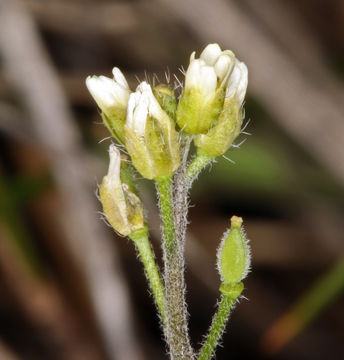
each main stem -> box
[129,228,167,325]
[197,294,234,360]
[156,175,193,360]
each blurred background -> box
[0,0,344,359]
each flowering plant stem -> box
[129,227,167,324]
[197,294,236,360]
[156,175,194,360]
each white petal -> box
[225,62,241,99]
[141,82,165,120]
[132,86,149,136]
[112,67,129,90]
[86,75,115,109]
[185,58,203,89]
[236,62,248,105]
[200,43,222,66]
[111,82,130,107]
[226,60,248,105]
[214,53,234,82]
[189,51,196,63]
[126,92,139,129]
[198,65,217,97]
[106,144,121,188]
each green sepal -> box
[153,84,177,120]
[176,87,225,134]
[219,282,244,300]
[194,99,243,157]
[101,110,126,144]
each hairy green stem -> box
[197,294,236,360]
[156,175,194,360]
[186,151,213,184]
[129,228,166,324]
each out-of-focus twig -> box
[157,0,344,184]
[0,223,102,360]
[261,257,344,355]
[23,0,140,35]
[0,1,143,359]
[0,101,36,144]
[0,341,20,360]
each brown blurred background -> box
[0,0,344,359]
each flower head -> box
[176,43,236,134]
[125,82,180,180]
[194,58,248,158]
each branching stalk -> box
[197,294,235,360]
[129,228,167,324]
[186,152,213,185]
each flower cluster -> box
[86,43,248,237]
[87,43,251,360]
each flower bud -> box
[194,60,248,157]
[176,43,236,134]
[153,84,177,120]
[125,82,180,180]
[99,144,144,236]
[86,67,130,143]
[217,216,250,285]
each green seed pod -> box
[153,84,177,120]
[217,216,250,285]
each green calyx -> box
[220,282,244,299]
[128,226,149,242]
[194,98,243,158]
[125,115,180,180]
[153,84,177,120]
[217,216,250,285]
[102,110,126,144]
[176,87,225,134]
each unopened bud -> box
[125,82,180,180]
[99,145,144,236]
[217,216,250,286]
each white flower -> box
[86,67,130,113]
[225,60,248,106]
[177,44,238,134]
[125,82,180,179]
